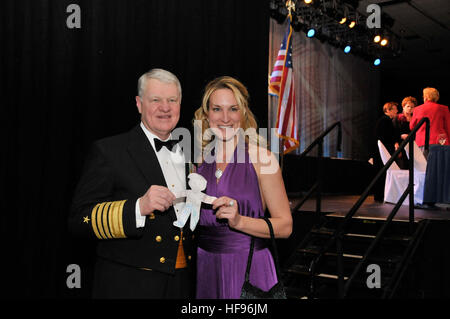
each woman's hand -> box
[212,196,241,229]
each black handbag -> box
[240,217,287,299]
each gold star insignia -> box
[83,216,90,223]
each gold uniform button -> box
[160,257,165,263]
[155,236,162,242]
[174,235,180,241]
[188,255,192,260]
[148,213,155,219]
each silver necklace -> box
[215,168,223,179]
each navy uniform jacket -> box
[69,125,194,274]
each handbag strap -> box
[244,217,282,281]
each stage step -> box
[310,227,413,242]
[298,248,363,260]
[281,214,426,299]
[316,214,415,237]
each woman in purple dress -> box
[193,76,292,299]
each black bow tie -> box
[154,138,179,152]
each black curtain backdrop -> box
[1,0,269,298]
[380,68,450,112]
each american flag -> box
[269,15,299,154]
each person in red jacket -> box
[410,87,450,154]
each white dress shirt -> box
[135,122,186,228]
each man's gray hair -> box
[137,68,182,101]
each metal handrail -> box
[382,219,429,298]
[339,116,429,225]
[293,121,342,214]
[307,117,430,298]
[299,121,342,158]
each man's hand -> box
[139,185,176,216]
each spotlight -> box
[344,45,351,53]
[373,58,381,66]
[307,28,316,38]
[348,20,356,28]
[304,0,313,4]
[373,35,381,43]
[339,17,347,24]
[380,38,388,46]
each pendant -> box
[215,168,223,179]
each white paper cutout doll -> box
[173,173,217,231]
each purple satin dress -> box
[195,145,278,299]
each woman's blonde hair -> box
[423,87,440,103]
[193,76,263,149]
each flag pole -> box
[271,0,296,173]
[278,0,294,173]
[286,0,295,14]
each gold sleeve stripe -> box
[111,201,126,238]
[90,200,128,240]
[91,203,103,240]
[96,202,109,240]
[112,200,125,238]
[107,201,116,238]
[109,201,119,238]
[102,201,113,239]
[118,200,126,238]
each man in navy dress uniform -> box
[69,68,194,298]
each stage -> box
[279,194,450,298]
[289,194,450,222]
